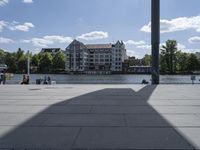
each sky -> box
[0,0,200,58]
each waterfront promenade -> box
[0,84,200,149]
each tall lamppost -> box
[151,0,160,84]
[27,50,30,76]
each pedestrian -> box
[2,70,6,85]
[0,71,3,85]
[47,76,51,84]
[43,76,48,84]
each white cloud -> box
[9,22,34,32]
[0,20,34,32]
[77,31,108,40]
[0,20,8,32]
[126,49,139,58]
[125,39,151,50]
[0,37,14,44]
[136,44,151,50]
[22,0,33,3]
[124,40,145,46]
[141,15,200,33]
[21,35,73,47]
[188,36,200,44]
[177,43,186,50]
[0,0,9,6]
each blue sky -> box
[0,0,200,58]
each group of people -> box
[36,76,51,85]
[43,76,51,84]
[21,74,30,84]
[0,70,6,85]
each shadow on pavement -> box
[0,85,196,149]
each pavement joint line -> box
[71,127,82,149]
[1,112,200,115]
[122,114,128,127]
[1,125,200,128]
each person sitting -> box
[26,75,30,84]
[21,75,29,84]
[142,79,149,84]
[47,76,51,84]
[43,76,48,84]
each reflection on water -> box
[5,74,200,84]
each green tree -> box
[31,54,40,67]
[39,52,53,73]
[186,53,200,73]
[143,54,151,66]
[176,51,189,72]
[4,52,17,73]
[13,48,27,73]
[160,40,178,74]
[52,51,65,72]
[0,49,5,63]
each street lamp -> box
[151,0,160,84]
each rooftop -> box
[86,44,113,49]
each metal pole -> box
[151,0,160,84]
[27,50,30,76]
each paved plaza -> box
[0,84,200,149]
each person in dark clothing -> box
[0,71,3,84]
[0,70,6,85]
[47,76,51,84]
[26,75,30,84]
[43,76,48,84]
[21,75,30,84]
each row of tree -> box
[143,40,200,74]
[0,48,65,73]
[1,40,200,74]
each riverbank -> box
[4,74,200,84]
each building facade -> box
[65,40,127,73]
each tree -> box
[176,51,189,72]
[31,54,39,67]
[39,52,53,73]
[13,48,27,73]
[4,52,17,73]
[186,53,200,73]
[143,54,151,66]
[160,40,178,74]
[0,49,5,63]
[52,51,65,72]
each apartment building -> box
[65,40,127,73]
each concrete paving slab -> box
[153,106,200,114]
[176,128,200,149]
[73,127,194,149]
[91,106,157,114]
[41,114,125,127]
[0,126,79,149]
[126,114,171,127]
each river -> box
[4,74,200,84]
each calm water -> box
[5,74,200,84]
